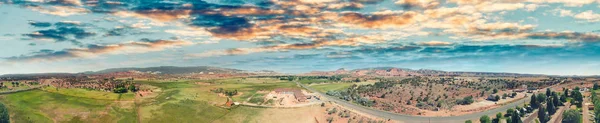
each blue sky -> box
[0,0,599,75]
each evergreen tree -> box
[552,93,561,106]
[511,109,522,123]
[547,98,556,115]
[538,106,548,123]
[0,103,9,123]
[546,88,551,97]
[530,94,538,108]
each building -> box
[274,88,307,102]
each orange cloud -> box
[337,11,422,28]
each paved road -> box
[298,82,532,123]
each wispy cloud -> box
[5,39,194,62]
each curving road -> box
[298,82,533,123]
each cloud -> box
[526,0,596,7]
[326,2,364,10]
[22,22,95,42]
[420,41,453,46]
[27,5,89,16]
[186,35,385,58]
[28,21,52,28]
[5,39,193,62]
[395,0,440,9]
[573,10,600,22]
[526,32,600,42]
[337,11,423,29]
[525,4,538,11]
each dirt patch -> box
[255,102,397,123]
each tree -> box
[495,95,501,101]
[547,98,556,115]
[0,103,9,123]
[493,88,498,94]
[511,109,523,123]
[530,94,539,108]
[546,88,551,97]
[594,83,599,90]
[560,93,567,103]
[128,84,137,92]
[537,93,547,103]
[564,88,569,97]
[493,113,503,123]
[538,106,548,123]
[552,93,561,106]
[465,120,473,123]
[511,92,517,98]
[562,109,581,123]
[572,90,583,107]
[507,108,515,117]
[480,115,491,123]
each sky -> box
[0,0,599,75]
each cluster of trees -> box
[591,83,600,123]
[113,82,137,93]
[532,88,571,123]
[473,104,534,123]
[211,88,239,97]
[326,90,374,107]
[9,82,19,87]
[277,76,345,82]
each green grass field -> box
[0,77,303,123]
[41,86,135,101]
[0,90,136,123]
[309,81,376,93]
[135,77,298,122]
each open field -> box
[0,89,136,123]
[133,77,305,122]
[310,81,377,93]
[41,86,135,101]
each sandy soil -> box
[255,102,398,123]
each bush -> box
[0,103,8,123]
[457,96,474,105]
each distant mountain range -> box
[305,67,550,77]
[0,66,251,78]
[1,66,595,78]
[81,66,245,75]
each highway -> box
[298,82,532,123]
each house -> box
[487,94,499,101]
[274,88,308,102]
[514,89,525,93]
